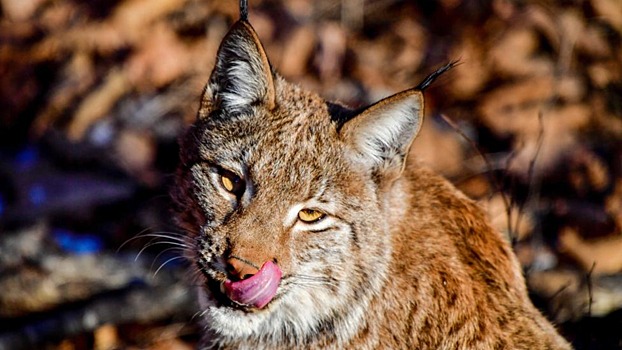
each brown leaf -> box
[0,0,46,21]
[559,227,622,275]
[94,324,120,350]
[68,69,130,141]
[448,33,489,99]
[315,22,347,83]
[591,0,622,32]
[411,116,465,178]
[489,27,553,77]
[279,25,316,78]
[126,24,190,89]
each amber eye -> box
[298,209,325,223]
[221,175,235,191]
[219,170,244,196]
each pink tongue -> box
[223,261,282,309]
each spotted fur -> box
[171,19,572,350]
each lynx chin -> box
[171,13,572,350]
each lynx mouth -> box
[222,260,282,309]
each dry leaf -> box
[480,194,534,241]
[411,117,464,178]
[448,33,489,99]
[94,324,120,350]
[126,24,190,89]
[316,22,347,83]
[68,69,130,140]
[279,25,316,78]
[591,0,622,32]
[0,0,46,21]
[606,180,622,231]
[489,27,553,77]
[559,227,622,275]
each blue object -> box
[15,146,39,169]
[28,184,47,207]
[52,229,104,255]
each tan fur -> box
[172,19,572,350]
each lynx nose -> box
[226,257,260,281]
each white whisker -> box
[150,247,187,271]
[117,227,154,252]
[154,255,185,277]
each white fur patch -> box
[342,92,423,172]
[218,59,266,111]
[354,103,419,163]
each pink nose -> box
[226,257,259,281]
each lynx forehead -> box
[171,6,572,350]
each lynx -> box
[171,7,572,350]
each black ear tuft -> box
[239,0,248,21]
[415,61,459,91]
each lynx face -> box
[173,20,424,345]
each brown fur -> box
[171,19,572,349]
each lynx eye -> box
[298,209,325,223]
[219,170,244,196]
[221,176,235,191]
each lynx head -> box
[173,19,425,346]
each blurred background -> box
[1,0,621,349]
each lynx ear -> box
[339,89,424,178]
[200,20,276,117]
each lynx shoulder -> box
[172,16,572,350]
